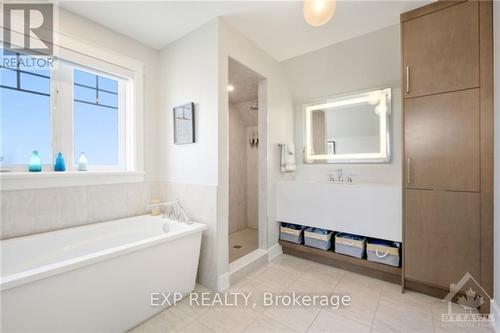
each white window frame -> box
[0,52,55,171]
[56,62,129,171]
[1,27,145,190]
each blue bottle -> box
[54,152,66,172]
[29,150,42,172]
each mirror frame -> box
[304,88,392,164]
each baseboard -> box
[217,272,230,292]
[492,300,500,333]
[267,243,282,261]
[196,272,217,291]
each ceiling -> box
[59,1,430,62]
[228,58,263,104]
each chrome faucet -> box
[337,169,344,183]
[146,200,191,223]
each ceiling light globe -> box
[303,0,336,27]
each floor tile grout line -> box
[430,302,438,333]
[191,303,261,333]
[247,262,305,291]
[260,311,303,333]
[368,288,382,333]
[304,308,322,333]
[238,308,266,333]
[252,257,318,333]
[189,318,216,333]
[330,275,383,331]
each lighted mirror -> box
[304,88,391,163]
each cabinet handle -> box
[406,158,411,185]
[406,66,410,94]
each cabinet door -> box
[405,189,480,290]
[404,89,480,192]
[403,1,479,98]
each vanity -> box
[277,180,401,242]
[278,87,403,283]
[277,180,402,283]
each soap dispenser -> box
[77,152,88,171]
[54,152,66,172]
[29,151,42,172]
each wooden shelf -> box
[279,240,402,284]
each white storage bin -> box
[304,228,333,250]
[280,223,305,244]
[366,240,400,267]
[334,233,366,258]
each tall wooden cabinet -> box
[402,1,480,98]
[401,0,493,309]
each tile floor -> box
[130,254,493,333]
[229,227,258,263]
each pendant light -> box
[303,0,336,27]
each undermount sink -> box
[276,180,402,242]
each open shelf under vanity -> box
[279,240,402,284]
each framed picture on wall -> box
[173,102,195,144]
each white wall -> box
[493,0,499,327]
[218,19,295,280]
[158,21,219,186]
[282,25,401,184]
[158,21,220,289]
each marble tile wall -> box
[229,103,259,234]
[0,182,161,240]
[229,106,248,233]
[246,126,259,230]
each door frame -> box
[217,56,268,290]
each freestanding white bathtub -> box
[0,215,207,332]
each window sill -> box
[0,170,145,191]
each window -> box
[73,68,120,166]
[1,51,52,165]
[0,50,135,172]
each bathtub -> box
[0,215,207,332]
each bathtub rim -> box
[0,216,207,291]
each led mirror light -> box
[227,85,234,92]
[303,0,336,27]
[304,88,392,164]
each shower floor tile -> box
[229,227,258,263]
